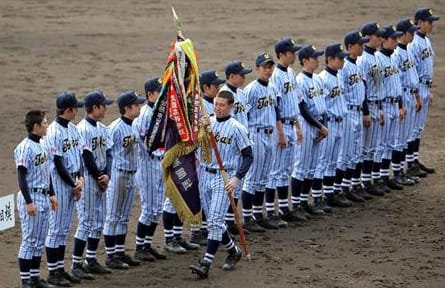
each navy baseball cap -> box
[84,90,113,107]
[325,43,349,58]
[225,61,252,77]
[144,77,162,94]
[298,45,324,61]
[414,8,440,22]
[344,31,369,47]
[361,22,385,36]
[200,70,225,85]
[117,90,145,108]
[275,38,302,55]
[255,52,275,66]
[396,18,419,33]
[56,92,84,109]
[380,25,403,38]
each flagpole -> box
[171,6,251,261]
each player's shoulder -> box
[108,117,122,129]
[14,137,30,152]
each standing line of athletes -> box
[14,7,438,286]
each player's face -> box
[304,57,319,72]
[283,51,296,66]
[367,34,382,48]
[66,107,78,121]
[229,74,246,88]
[148,91,160,104]
[257,62,274,81]
[385,37,398,50]
[349,43,364,57]
[333,57,345,70]
[420,20,433,34]
[204,84,219,98]
[214,97,232,118]
[402,31,415,43]
[126,103,142,119]
[94,104,107,120]
[34,116,48,137]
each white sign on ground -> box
[0,194,15,231]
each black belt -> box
[205,167,219,174]
[32,188,49,194]
[281,118,297,125]
[419,78,432,87]
[347,105,362,111]
[70,172,80,179]
[150,155,163,161]
[326,116,343,123]
[255,127,274,135]
[383,97,399,104]
[118,168,137,174]
[403,87,418,94]
[367,100,381,105]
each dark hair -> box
[25,110,46,133]
[216,90,234,104]
[85,105,94,114]
[56,107,66,115]
[119,106,126,115]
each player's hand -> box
[429,92,433,105]
[98,174,110,192]
[399,107,406,120]
[224,177,240,194]
[278,132,288,149]
[363,115,371,128]
[49,196,59,211]
[316,126,328,142]
[72,179,83,201]
[379,110,385,126]
[296,128,303,145]
[200,115,211,128]
[415,97,422,112]
[26,203,37,216]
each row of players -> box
[14,7,438,286]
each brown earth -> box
[0,0,444,287]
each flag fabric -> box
[146,38,210,224]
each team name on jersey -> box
[284,81,295,94]
[370,64,380,78]
[34,152,48,166]
[214,132,233,145]
[234,102,246,114]
[421,48,432,60]
[91,136,106,151]
[330,86,343,98]
[348,74,362,86]
[257,96,273,109]
[122,135,138,148]
[308,87,323,99]
[383,66,398,77]
[62,138,80,152]
[401,59,414,71]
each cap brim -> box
[408,25,420,32]
[211,78,226,85]
[240,68,253,75]
[336,51,349,58]
[292,45,303,52]
[134,96,146,105]
[390,31,404,38]
[375,28,386,37]
[427,15,440,21]
[75,100,85,108]
[104,98,114,105]
[313,51,324,57]
[257,59,275,66]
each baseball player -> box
[375,25,405,191]
[407,8,439,176]
[336,31,370,203]
[133,77,168,261]
[45,92,85,286]
[266,38,305,223]
[220,60,252,234]
[190,70,226,246]
[291,44,328,215]
[242,52,281,230]
[15,110,58,288]
[70,90,114,280]
[357,22,386,197]
[103,90,145,269]
[316,43,352,208]
[393,19,422,185]
[189,90,252,279]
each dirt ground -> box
[1,0,444,287]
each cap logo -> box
[376,23,380,28]
[264,53,270,59]
[339,44,344,51]
[429,9,433,16]
[291,39,296,44]
[312,45,316,50]
[241,62,245,68]
[215,72,219,77]
[358,32,363,37]
[392,25,396,31]
[157,79,162,84]
[409,19,414,25]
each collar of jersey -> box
[325,66,338,76]
[148,101,155,108]
[257,78,269,87]
[121,116,133,125]
[226,83,238,93]
[302,70,313,78]
[85,116,97,127]
[276,63,288,72]
[416,31,426,39]
[216,115,231,122]
[364,45,377,55]
[397,43,408,50]
[346,56,357,64]
[56,116,70,128]
[203,95,214,104]
[28,133,41,143]
[380,47,393,57]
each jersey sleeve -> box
[77,123,93,153]
[234,123,251,151]
[14,142,30,169]
[46,126,63,157]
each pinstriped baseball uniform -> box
[220,83,249,128]
[242,78,277,194]
[337,57,366,171]
[199,116,251,241]
[358,46,383,162]
[133,104,165,225]
[103,117,139,237]
[375,48,402,162]
[45,119,84,248]
[203,97,214,116]
[266,65,301,189]
[15,136,51,260]
[408,32,434,138]
[75,118,112,241]
[393,43,419,150]
[292,72,326,182]
[315,67,348,179]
